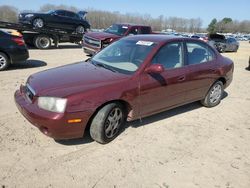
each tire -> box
[34,35,51,49]
[90,103,126,144]
[201,81,224,108]
[76,25,85,34]
[32,18,44,28]
[0,52,10,71]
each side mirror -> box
[145,64,164,74]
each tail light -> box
[12,37,25,46]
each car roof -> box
[114,23,151,27]
[55,9,76,14]
[123,34,185,43]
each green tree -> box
[207,18,217,33]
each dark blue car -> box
[0,30,29,71]
[19,10,90,33]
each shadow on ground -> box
[8,59,47,70]
[55,131,93,146]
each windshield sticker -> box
[122,26,128,29]
[136,41,154,46]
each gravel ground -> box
[0,42,250,188]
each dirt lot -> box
[0,42,250,188]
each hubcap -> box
[76,26,84,33]
[33,19,44,28]
[105,108,123,138]
[38,37,50,48]
[0,55,6,69]
[209,84,222,104]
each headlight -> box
[38,97,67,113]
[25,14,34,18]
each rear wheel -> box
[32,18,44,28]
[90,103,126,144]
[201,81,224,107]
[0,52,10,71]
[76,25,85,34]
[34,35,51,49]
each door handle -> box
[178,76,185,82]
[209,69,217,73]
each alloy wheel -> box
[0,54,7,69]
[33,18,44,28]
[209,84,222,104]
[104,107,123,138]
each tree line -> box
[0,4,249,33]
[208,18,250,33]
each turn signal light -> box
[67,119,82,123]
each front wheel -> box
[0,52,10,71]
[201,81,224,107]
[32,18,44,28]
[90,103,126,144]
[76,25,85,34]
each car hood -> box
[85,31,121,40]
[27,62,129,97]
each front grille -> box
[25,84,35,102]
[84,36,101,48]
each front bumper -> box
[14,88,92,140]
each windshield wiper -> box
[95,62,117,73]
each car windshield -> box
[92,39,157,75]
[104,24,129,36]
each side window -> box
[152,42,183,69]
[139,27,151,34]
[66,12,77,18]
[187,42,215,65]
[56,11,66,17]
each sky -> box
[0,0,249,27]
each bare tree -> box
[0,5,18,22]
[39,4,78,13]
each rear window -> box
[187,42,215,65]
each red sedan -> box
[15,35,234,144]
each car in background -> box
[191,34,208,42]
[0,30,29,71]
[19,10,90,33]
[208,34,239,52]
[82,23,154,55]
[15,35,233,144]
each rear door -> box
[184,41,218,102]
[50,10,72,29]
[139,41,190,116]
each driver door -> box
[139,41,190,117]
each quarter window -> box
[187,42,215,65]
[66,12,77,18]
[152,42,183,69]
